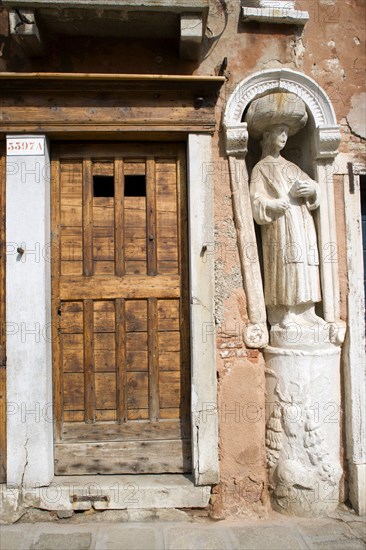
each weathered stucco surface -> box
[212,354,267,517]
[0,0,365,517]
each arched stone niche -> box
[223,68,344,348]
[224,69,345,517]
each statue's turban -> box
[245,92,308,140]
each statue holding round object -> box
[245,92,325,332]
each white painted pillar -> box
[188,134,219,485]
[343,174,366,515]
[6,135,53,487]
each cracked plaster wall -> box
[0,0,365,518]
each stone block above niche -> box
[241,0,309,25]
[243,0,295,7]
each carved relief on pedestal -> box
[265,353,342,517]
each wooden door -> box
[51,142,190,474]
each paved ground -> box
[0,505,365,550]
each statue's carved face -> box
[270,125,288,151]
[263,125,289,152]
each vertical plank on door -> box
[83,159,93,277]
[0,148,6,481]
[114,159,125,277]
[116,298,127,423]
[146,158,157,276]
[148,298,159,421]
[51,158,62,440]
[177,150,190,430]
[84,299,95,423]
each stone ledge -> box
[1,475,211,521]
[241,7,309,25]
[3,0,209,59]
[2,0,209,11]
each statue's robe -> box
[250,155,321,307]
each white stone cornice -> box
[241,7,309,26]
[225,124,249,158]
[180,13,204,61]
[314,125,342,159]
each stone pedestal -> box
[265,342,342,517]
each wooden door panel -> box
[60,275,180,300]
[52,143,190,474]
[62,334,84,373]
[55,439,192,475]
[61,418,188,442]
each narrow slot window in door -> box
[93,176,114,197]
[124,175,146,197]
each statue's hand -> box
[267,198,290,215]
[294,180,316,199]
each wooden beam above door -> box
[0,73,225,136]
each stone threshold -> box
[1,474,211,515]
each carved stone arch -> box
[224,68,340,157]
[225,68,337,127]
[223,69,343,348]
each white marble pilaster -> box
[188,134,219,485]
[6,135,53,487]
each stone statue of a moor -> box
[244,92,342,516]
[245,93,327,345]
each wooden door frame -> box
[2,132,219,488]
[1,73,220,488]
